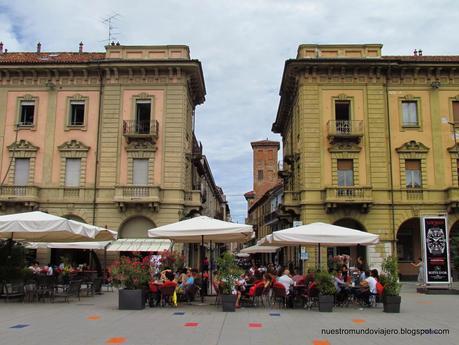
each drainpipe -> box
[92,66,104,226]
[384,66,397,257]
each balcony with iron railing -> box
[0,185,40,204]
[122,120,159,142]
[323,186,373,213]
[327,120,364,143]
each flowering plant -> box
[159,250,185,271]
[109,256,151,290]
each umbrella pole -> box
[201,235,205,303]
[317,243,321,270]
[209,240,213,296]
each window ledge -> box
[65,125,87,131]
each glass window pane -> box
[402,101,418,125]
[133,159,149,185]
[14,158,30,185]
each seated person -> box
[235,275,247,308]
[277,270,294,295]
[148,274,163,307]
[334,271,350,304]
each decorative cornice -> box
[396,140,429,154]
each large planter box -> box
[221,294,237,312]
[319,295,334,312]
[383,295,401,313]
[119,289,145,310]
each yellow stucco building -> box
[272,44,459,278]
[0,43,228,267]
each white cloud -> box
[1,0,459,222]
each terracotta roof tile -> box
[0,52,105,64]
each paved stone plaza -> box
[0,283,457,345]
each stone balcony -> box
[323,186,373,213]
[447,187,459,213]
[283,190,301,216]
[327,120,364,143]
[122,120,159,143]
[114,185,161,211]
[0,185,40,208]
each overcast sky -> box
[1,0,458,223]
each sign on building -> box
[421,216,451,284]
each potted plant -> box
[315,271,336,312]
[110,255,151,310]
[216,252,243,312]
[381,256,402,313]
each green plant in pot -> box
[216,251,243,312]
[315,270,336,312]
[381,256,402,313]
[110,255,151,310]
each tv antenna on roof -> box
[100,13,121,45]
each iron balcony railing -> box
[327,120,364,137]
[123,120,159,138]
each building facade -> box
[0,43,227,267]
[272,44,459,278]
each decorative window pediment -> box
[58,140,89,152]
[328,142,361,153]
[8,139,38,153]
[126,141,156,153]
[396,140,429,154]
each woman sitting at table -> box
[148,273,163,307]
[334,271,350,304]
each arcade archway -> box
[396,218,421,280]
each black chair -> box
[53,280,81,303]
[37,276,56,302]
[159,285,176,307]
[24,282,38,303]
[1,281,25,302]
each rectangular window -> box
[335,100,351,122]
[405,159,421,188]
[65,158,81,187]
[402,101,419,127]
[257,170,264,180]
[133,159,149,185]
[14,158,30,185]
[337,159,354,186]
[453,101,459,126]
[69,101,85,126]
[135,100,151,134]
[19,101,35,126]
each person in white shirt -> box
[365,271,377,295]
[277,270,294,295]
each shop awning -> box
[106,239,172,252]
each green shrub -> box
[381,256,402,296]
[216,251,244,295]
[315,271,336,296]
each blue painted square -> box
[269,313,281,317]
[173,312,185,315]
[10,324,30,329]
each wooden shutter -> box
[453,101,459,124]
[14,158,30,185]
[65,158,81,187]
[337,159,353,170]
[405,160,420,170]
[133,159,149,185]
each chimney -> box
[36,42,41,53]
[0,42,3,53]
[418,49,423,56]
[413,49,418,56]
[79,42,83,53]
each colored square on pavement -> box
[77,303,95,306]
[352,319,366,324]
[87,315,101,320]
[416,300,433,304]
[270,313,281,317]
[173,312,185,315]
[313,340,330,345]
[105,337,127,344]
[248,323,263,329]
[10,324,30,329]
[184,322,199,327]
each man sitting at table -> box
[277,270,295,307]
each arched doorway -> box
[449,221,459,280]
[329,219,367,267]
[118,216,155,239]
[396,218,421,281]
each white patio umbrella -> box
[240,244,280,254]
[147,216,253,243]
[26,241,111,250]
[258,222,379,266]
[0,211,117,242]
[148,216,253,301]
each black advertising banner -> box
[422,217,451,284]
